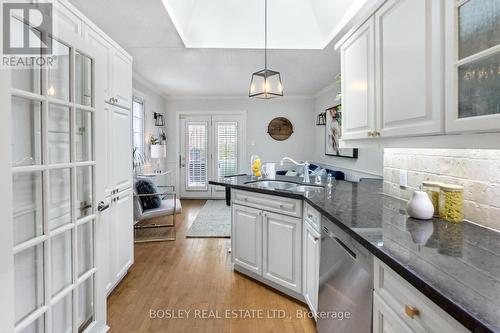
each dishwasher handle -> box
[323,225,357,260]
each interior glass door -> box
[10,33,98,333]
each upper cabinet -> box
[445,0,500,133]
[112,50,133,109]
[338,0,500,144]
[375,0,443,137]
[83,24,132,109]
[340,17,376,140]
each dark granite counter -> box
[210,175,500,333]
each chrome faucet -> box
[280,157,310,183]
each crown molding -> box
[164,95,315,101]
[314,82,337,99]
[132,72,170,99]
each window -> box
[132,97,145,155]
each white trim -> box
[165,95,314,101]
[313,82,337,99]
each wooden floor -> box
[107,199,317,333]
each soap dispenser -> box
[406,186,434,220]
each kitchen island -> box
[210,175,500,333]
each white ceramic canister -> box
[406,190,435,220]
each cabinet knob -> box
[404,305,419,319]
[374,131,381,137]
[368,131,374,137]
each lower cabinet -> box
[373,258,469,333]
[232,204,262,275]
[262,211,302,293]
[104,188,134,294]
[303,220,321,317]
[232,199,302,296]
[373,293,414,333]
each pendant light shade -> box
[249,69,283,98]
[249,0,283,99]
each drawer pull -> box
[307,213,314,219]
[405,305,419,319]
[279,204,284,208]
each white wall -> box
[132,77,169,174]
[312,84,384,180]
[164,97,316,185]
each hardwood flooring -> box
[107,199,316,333]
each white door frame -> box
[175,110,247,199]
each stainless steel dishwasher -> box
[317,217,373,333]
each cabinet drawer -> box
[304,202,320,232]
[374,259,469,333]
[232,190,302,218]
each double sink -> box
[244,179,324,193]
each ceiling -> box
[69,0,366,98]
[161,0,353,49]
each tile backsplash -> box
[383,149,500,231]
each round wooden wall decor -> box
[267,117,294,141]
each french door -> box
[180,114,245,199]
[0,17,106,333]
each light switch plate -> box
[399,170,408,188]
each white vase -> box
[406,190,434,220]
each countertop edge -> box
[210,180,497,333]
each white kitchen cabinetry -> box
[231,190,303,299]
[84,26,113,101]
[83,25,133,109]
[303,219,320,317]
[373,258,469,333]
[105,189,134,294]
[111,105,133,193]
[81,8,134,296]
[112,50,133,109]
[232,204,262,275]
[339,0,444,140]
[340,17,376,140]
[262,211,302,293]
[444,0,500,134]
[374,0,443,137]
[373,293,414,333]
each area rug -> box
[186,200,231,238]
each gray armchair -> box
[133,185,181,243]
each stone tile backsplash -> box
[384,149,500,231]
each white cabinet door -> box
[83,25,113,103]
[232,204,262,274]
[103,104,113,197]
[262,211,302,293]
[111,105,132,193]
[303,221,320,317]
[375,0,443,137]
[113,50,133,109]
[113,190,134,281]
[373,293,415,333]
[341,17,376,140]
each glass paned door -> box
[184,120,209,191]
[180,114,244,198]
[215,122,238,181]
[9,30,100,333]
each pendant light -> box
[249,0,283,99]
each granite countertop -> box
[210,175,500,333]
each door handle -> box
[97,201,110,212]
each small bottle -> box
[315,175,322,185]
[327,174,333,187]
[422,181,441,217]
[439,184,464,222]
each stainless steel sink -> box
[245,180,324,193]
